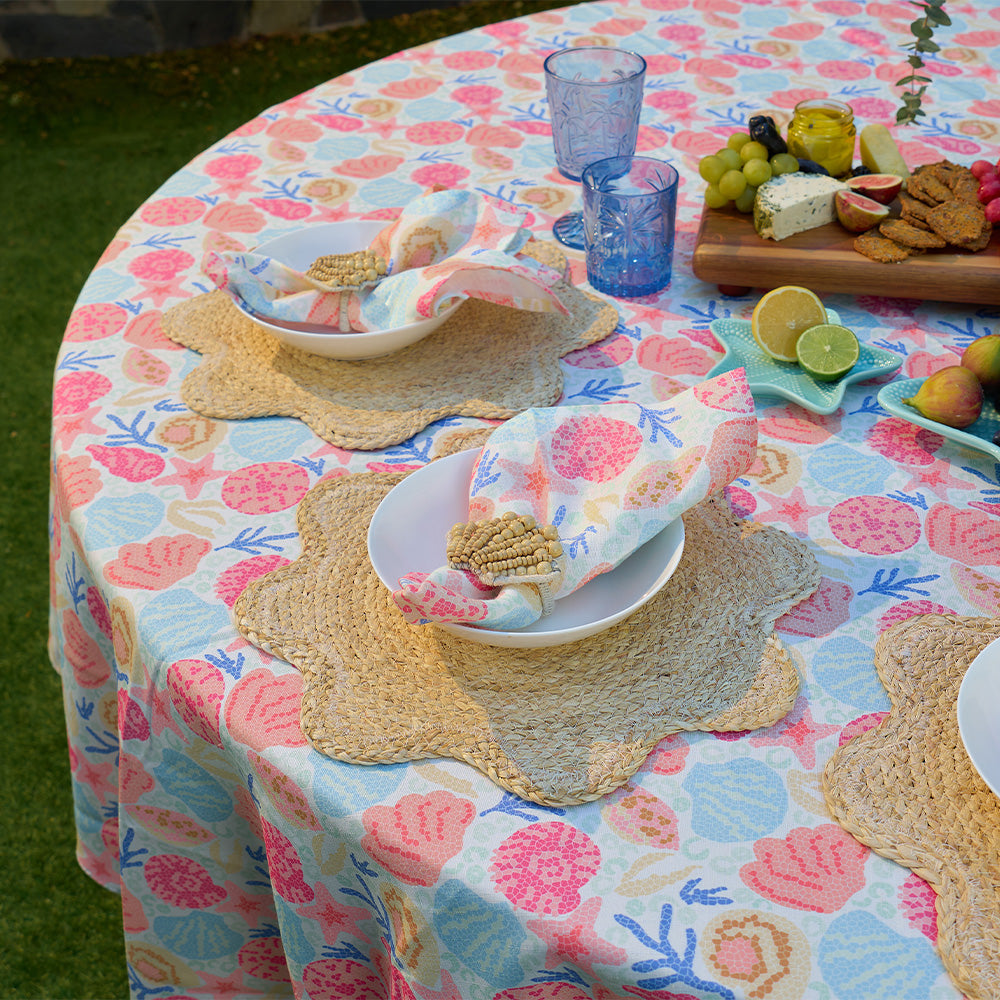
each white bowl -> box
[233,221,461,360]
[957,636,1000,799]
[367,448,686,648]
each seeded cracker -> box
[954,216,992,252]
[879,218,948,249]
[906,172,951,206]
[926,198,988,246]
[854,231,914,263]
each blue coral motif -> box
[615,903,734,998]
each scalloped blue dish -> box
[877,378,1000,463]
[706,308,903,415]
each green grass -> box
[0,4,569,996]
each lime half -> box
[795,323,861,382]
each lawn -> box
[0,3,568,996]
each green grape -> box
[715,147,742,171]
[742,158,772,187]
[733,184,757,214]
[717,168,747,201]
[704,183,729,209]
[739,140,770,163]
[770,153,800,176]
[698,155,726,184]
[726,132,752,152]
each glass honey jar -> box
[786,98,856,178]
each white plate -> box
[957,636,1000,798]
[233,221,461,360]
[367,448,686,648]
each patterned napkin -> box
[202,190,569,332]
[392,370,758,630]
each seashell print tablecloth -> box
[48,2,1000,998]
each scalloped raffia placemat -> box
[234,454,821,806]
[823,614,1000,1000]
[162,241,617,451]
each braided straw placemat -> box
[234,453,821,805]
[823,614,1000,1000]
[162,241,617,451]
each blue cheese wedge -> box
[753,172,848,241]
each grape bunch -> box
[699,131,799,214]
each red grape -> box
[979,178,1000,204]
[971,159,997,180]
[985,197,1000,226]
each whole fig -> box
[902,366,984,429]
[961,334,1000,400]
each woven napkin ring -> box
[446,512,564,615]
[304,250,389,331]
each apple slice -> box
[846,173,904,204]
[835,190,890,233]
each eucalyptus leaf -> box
[897,0,949,126]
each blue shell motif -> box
[683,760,787,842]
[433,879,526,989]
[152,911,243,961]
[818,911,941,999]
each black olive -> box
[748,115,788,157]
[796,158,831,175]
[851,165,873,177]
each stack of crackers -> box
[854,160,991,263]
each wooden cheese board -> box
[692,204,1000,305]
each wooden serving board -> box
[692,204,1000,305]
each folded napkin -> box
[202,189,569,332]
[392,370,758,631]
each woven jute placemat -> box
[162,241,617,451]
[234,452,821,805]
[823,614,1000,1000]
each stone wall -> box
[0,0,471,60]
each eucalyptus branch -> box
[896,0,951,125]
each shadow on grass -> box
[0,3,570,997]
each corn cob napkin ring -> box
[446,512,565,615]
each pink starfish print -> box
[131,680,186,740]
[76,756,116,802]
[209,176,263,200]
[497,441,560,520]
[526,897,628,977]
[901,459,977,501]
[362,116,407,140]
[752,486,828,534]
[195,968,257,997]
[54,405,104,447]
[215,882,279,924]
[83,843,119,887]
[750,696,839,769]
[134,275,189,307]
[969,64,999,84]
[297,883,373,946]
[309,202,352,224]
[622,301,668,329]
[391,45,439,67]
[155,454,229,500]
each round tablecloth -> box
[49,2,1000,998]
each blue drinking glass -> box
[582,155,678,298]
[544,46,646,250]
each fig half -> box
[835,189,890,233]
[846,173,904,204]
